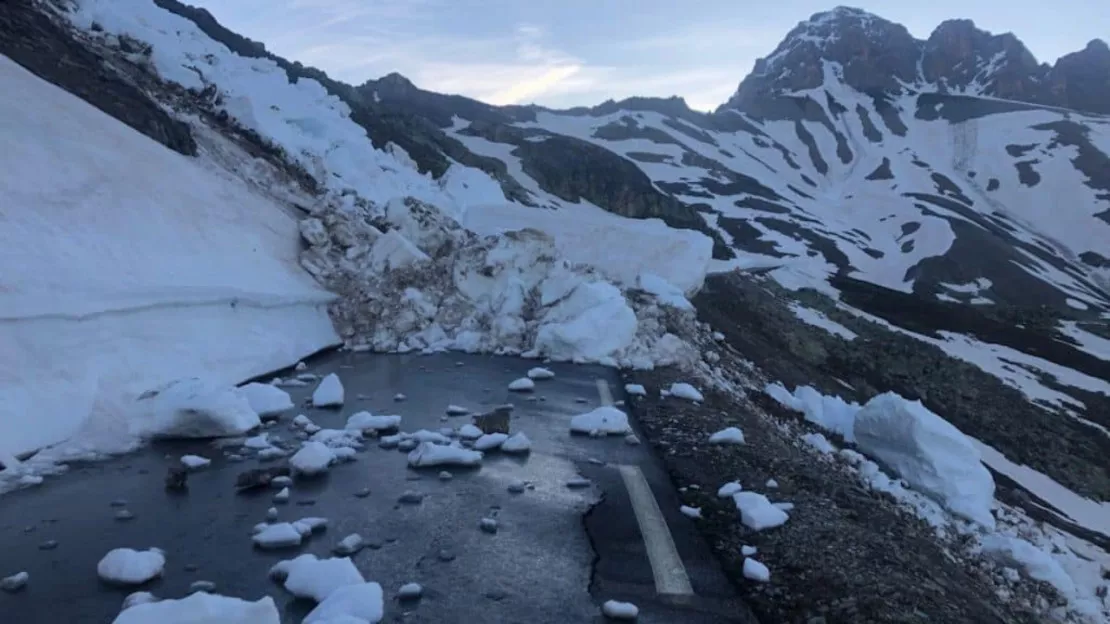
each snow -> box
[600,599,640,619]
[0,55,336,463]
[407,441,483,467]
[733,492,790,531]
[291,441,338,476]
[667,382,704,402]
[854,393,996,529]
[446,405,471,416]
[569,407,632,435]
[788,304,858,340]
[97,548,166,585]
[708,427,745,444]
[112,593,280,624]
[252,523,304,549]
[742,558,771,583]
[180,454,211,469]
[281,555,364,602]
[680,505,703,519]
[624,384,647,396]
[134,378,262,441]
[637,273,694,311]
[764,383,859,442]
[978,535,1081,606]
[303,582,385,623]
[397,582,423,599]
[474,433,509,451]
[527,367,555,380]
[237,383,294,418]
[508,377,536,392]
[533,281,639,362]
[802,432,836,454]
[457,424,484,440]
[500,433,533,453]
[312,374,345,408]
[0,571,29,592]
[345,412,402,432]
[717,482,743,498]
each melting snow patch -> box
[570,406,632,435]
[788,303,858,340]
[312,374,344,408]
[112,592,280,624]
[97,548,165,585]
[708,427,745,445]
[407,442,483,467]
[303,582,385,623]
[237,383,294,418]
[667,382,703,402]
[290,441,337,476]
[733,492,790,531]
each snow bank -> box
[854,393,996,529]
[0,55,337,461]
[113,593,280,624]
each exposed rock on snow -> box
[236,383,294,418]
[570,406,632,435]
[97,548,166,585]
[311,374,344,408]
[854,393,996,529]
[134,379,260,440]
[112,592,280,624]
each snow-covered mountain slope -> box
[0,53,338,461]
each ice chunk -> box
[345,412,402,432]
[333,534,364,556]
[303,582,384,623]
[242,433,273,450]
[679,505,702,519]
[534,281,638,361]
[601,599,639,619]
[0,571,28,592]
[708,427,744,444]
[237,383,294,418]
[733,492,789,531]
[112,592,280,624]
[624,384,647,396]
[457,424,483,440]
[854,393,995,528]
[97,548,165,585]
[508,377,535,392]
[717,481,743,498]
[569,406,631,435]
[252,523,304,549]
[802,432,835,453]
[397,582,423,599]
[312,374,345,408]
[283,555,364,602]
[667,382,703,402]
[527,367,555,380]
[445,404,470,416]
[473,433,508,451]
[500,433,532,454]
[405,429,452,444]
[180,454,211,470]
[135,378,260,439]
[290,441,337,476]
[743,558,770,582]
[407,442,483,467]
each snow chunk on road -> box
[534,281,638,362]
[733,492,789,531]
[180,454,210,470]
[527,367,555,380]
[1,571,29,592]
[667,382,703,402]
[743,558,771,582]
[304,582,384,623]
[708,427,745,444]
[253,523,304,549]
[345,412,401,432]
[407,442,483,467]
[113,592,279,624]
[237,383,293,418]
[97,548,165,585]
[135,379,260,440]
[291,441,337,476]
[312,374,344,408]
[601,599,640,619]
[680,505,702,519]
[500,433,532,454]
[445,405,470,416]
[282,555,364,602]
[457,424,483,440]
[624,384,646,396]
[854,393,996,529]
[508,377,535,392]
[474,433,508,451]
[717,482,743,498]
[570,406,631,435]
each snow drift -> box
[0,55,338,460]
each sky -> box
[190,0,1108,112]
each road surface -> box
[0,351,753,623]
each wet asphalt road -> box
[0,351,751,623]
